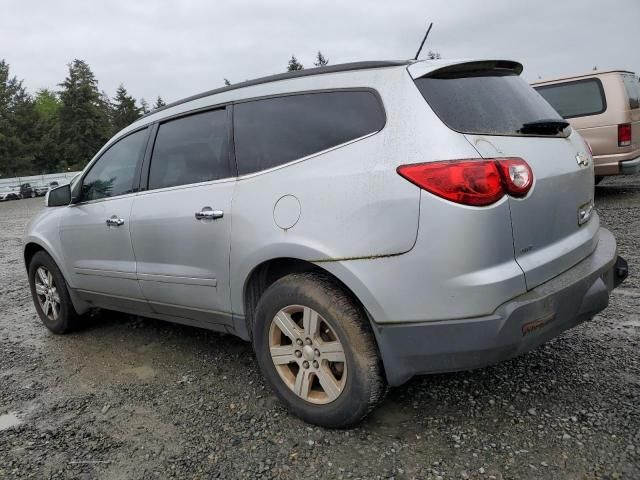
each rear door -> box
[130,107,235,326]
[622,73,640,149]
[412,61,597,289]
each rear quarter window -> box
[534,79,606,118]
[622,74,640,110]
[233,90,385,176]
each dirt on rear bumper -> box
[374,228,623,386]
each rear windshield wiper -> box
[518,119,570,135]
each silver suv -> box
[24,59,628,427]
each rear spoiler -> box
[408,59,523,80]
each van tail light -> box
[397,158,533,207]
[618,123,632,147]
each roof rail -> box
[140,60,411,119]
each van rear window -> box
[622,75,640,109]
[414,71,566,136]
[534,79,606,118]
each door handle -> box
[195,207,224,221]
[106,216,125,227]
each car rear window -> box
[233,91,385,176]
[534,79,606,118]
[622,74,640,110]
[414,70,565,136]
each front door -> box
[130,107,235,325]
[60,127,150,309]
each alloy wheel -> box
[34,267,60,321]
[268,305,347,404]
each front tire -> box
[252,272,387,428]
[28,251,79,334]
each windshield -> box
[414,71,568,137]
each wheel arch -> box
[242,257,374,341]
[242,256,394,388]
[24,241,48,272]
[23,239,91,315]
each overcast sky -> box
[2,0,639,104]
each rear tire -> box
[28,251,80,334]
[252,272,387,428]
[594,175,605,185]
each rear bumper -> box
[594,151,640,175]
[619,156,640,175]
[374,228,625,386]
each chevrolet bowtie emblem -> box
[576,152,590,167]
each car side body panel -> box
[23,207,92,315]
[227,66,493,317]
[318,193,526,324]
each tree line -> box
[0,59,166,176]
[0,49,363,176]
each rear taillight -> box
[397,158,533,207]
[496,159,533,197]
[618,123,632,147]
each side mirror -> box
[46,184,71,207]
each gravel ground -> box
[0,175,639,480]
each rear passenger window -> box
[535,79,606,118]
[233,91,385,175]
[622,75,640,110]
[148,109,230,190]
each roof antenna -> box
[413,22,434,60]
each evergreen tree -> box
[0,60,37,176]
[426,50,442,60]
[58,59,111,170]
[154,96,166,110]
[314,51,329,67]
[111,84,141,132]
[98,90,113,128]
[32,89,62,173]
[287,55,304,71]
[33,88,59,120]
[0,59,22,175]
[140,98,150,114]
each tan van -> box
[533,70,640,183]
